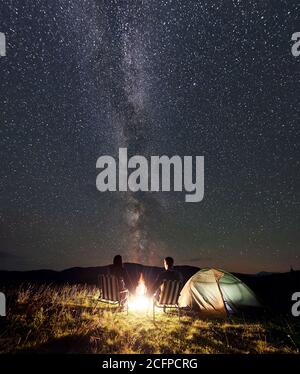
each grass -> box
[0,284,299,354]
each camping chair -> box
[153,280,182,322]
[98,274,128,314]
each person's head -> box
[164,256,174,270]
[113,255,123,268]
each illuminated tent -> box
[178,268,261,316]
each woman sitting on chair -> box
[108,255,129,310]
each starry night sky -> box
[0,1,299,273]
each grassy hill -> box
[0,264,299,313]
[0,284,299,354]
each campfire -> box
[129,273,150,311]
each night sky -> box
[0,1,299,273]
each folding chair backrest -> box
[100,274,120,302]
[159,280,181,305]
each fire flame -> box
[129,273,150,311]
[136,273,147,296]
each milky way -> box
[0,0,299,272]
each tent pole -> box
[216,277,229,318]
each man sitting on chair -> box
[151,257,182,301]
